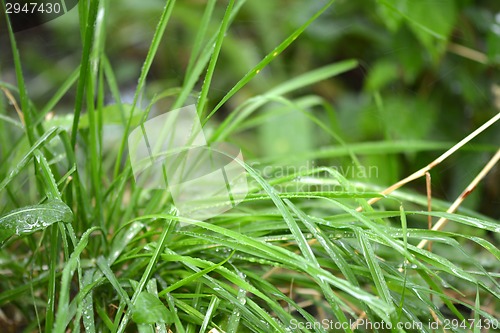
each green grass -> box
[1,0,499,332]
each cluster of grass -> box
[1,0,499,332]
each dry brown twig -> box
[259,112,500,329]
[356,112,500,212]
[0,87,25,126]
[351,112,500,329]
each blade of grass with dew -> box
[198,295,219,333]
[33,148,71,331]
[137,211,393,320]
[225,266,248,333]
[58,129,92,226]
[204,0,335,124]
[113,0,176,178]
[165,293,186,333]
[158,252,234,296]
[355,229,397,323]
[196,0,235,117]
[1,0,36,144]
[244,269,332,331]
[36,67,80,126]
[53,227,100,333]
[413,211,500,233]
[171,0,246,111]
[401,229,500,271]
[81,270,97,333]
[70,0,99,147]
[85,0,108,234]
[286,200,379,314]
[210,60,358,141]
[115,216,177,333]
[160,253,287,332]
[361,225,479,287]
[317,197,426,271]
[398,205,409,321]
[96,256,133,308]
[146,279,168,333]
[279,199,353,329]
[288,201,381,325]
[210,59,358,142]
[0,127,60,195]
[0,199,72,246]
[184,0,216,80]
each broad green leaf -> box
[0,200,73,245]
[132,292,173,325]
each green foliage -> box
[132,292,174,325]
[0,0,499,332]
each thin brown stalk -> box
[447,43,488,64]
[352,114,500,328]
[417,148,500,249]
[1,87,25,126]
[357,112,500,211]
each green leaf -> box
[132,292,173,325]
[0,200,73,245]
[380,0,457,60]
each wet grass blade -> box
[0,199,72,246]
[197,0,235,117]
[204,0,335,123]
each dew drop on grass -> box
[441,280,450,288]
[0,200,73,245]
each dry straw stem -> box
[351,112,500,329]
[1,87,24,125]
[264,112,500,285]
[447,43,489,64]
[357,111,500,212]
[417,147,500,249]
